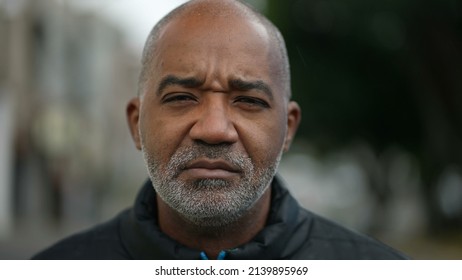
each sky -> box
[68,0,188,53]
[1,0,266,52]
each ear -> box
[283,101,301,152]
[126,97,142,150]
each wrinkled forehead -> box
[137,0,290,100]
[157,10,271,51]
[155,13,283,82]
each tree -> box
[266,0,462,232]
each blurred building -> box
[0,0,145,256]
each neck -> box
[156,188,271,259]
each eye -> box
[161,93,197,104]
[234,96,270,109]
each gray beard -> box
[141,142,281,227]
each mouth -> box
[182,159,241,180]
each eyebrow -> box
[157,75,203,96]
[229,79,274,100]
[156,75,273,100]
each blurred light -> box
[0,0,26,18]
[67,0,188,53]
[0,88,14,238]
[437,167,462,218]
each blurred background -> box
[0,0,461,259]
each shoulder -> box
[269,176,408,259]
[32,210,132,260]
[292,208,409,259]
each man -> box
[33,0,407,259]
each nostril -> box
[189,108,238,145]
[194,139,234,148]
[189,121,238,145]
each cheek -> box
[140,110,185,163]
[239,114,287,165]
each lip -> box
[186,159,240,172]
[182,159,241,179]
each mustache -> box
[168,143,251,173]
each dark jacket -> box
[32,176,408,259]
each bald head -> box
[138,0,291,98]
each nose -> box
[189,96,238,145]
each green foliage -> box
[265,0,462,230]
[266,0,461,154]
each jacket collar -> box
[120,175,305,259]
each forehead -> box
[158,2,269,44]
[149,13,282,89]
